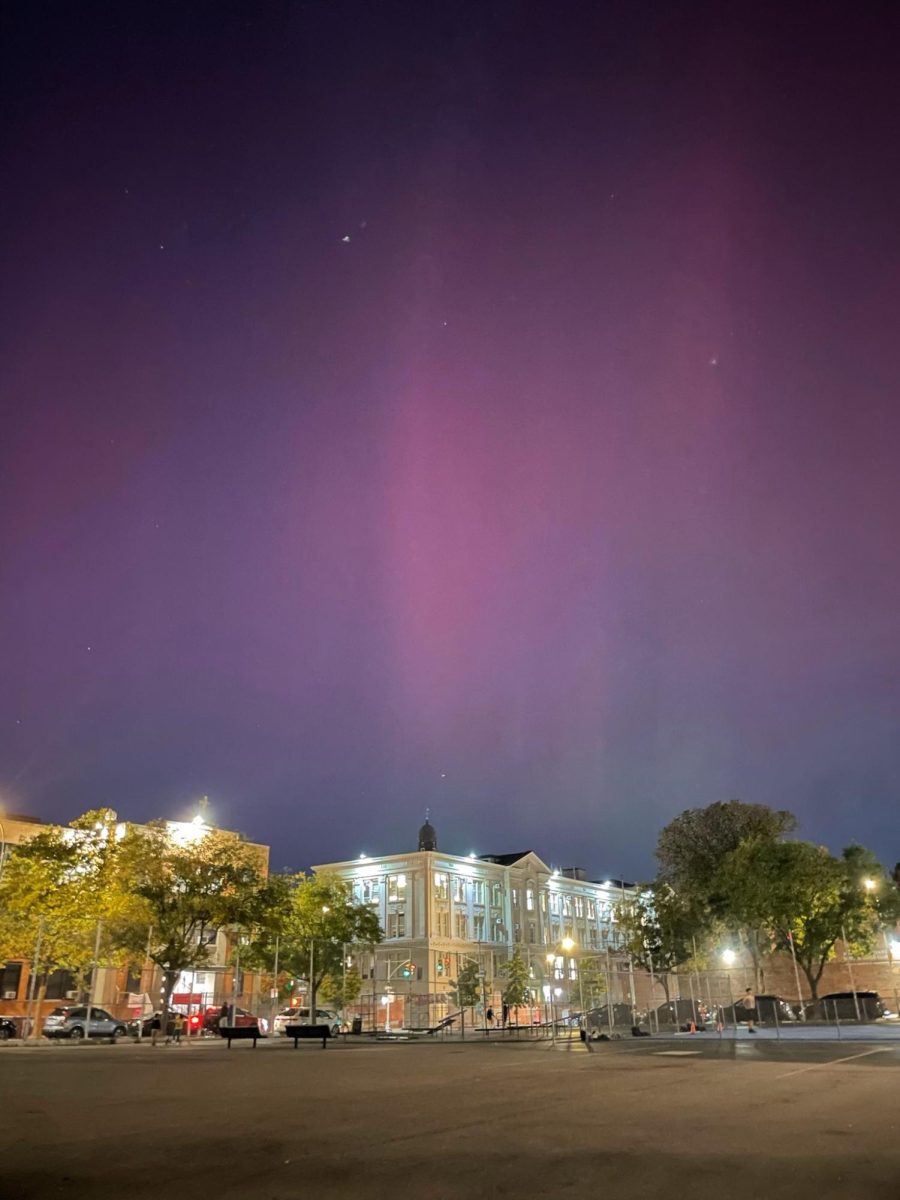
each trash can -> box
[351,1017,363,1036]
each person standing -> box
[739,988,757,1033]
[172,1012,185,1045]
[150,1012,162,1047]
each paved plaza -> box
[2,1034,899,1199]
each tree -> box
[615,884,697,1000]
[449,960,481,1012]
[110,821,271,1028]
[319,966,363,1011]
[656,800,796,894]
[576,957,607,1009]
[715,838,898,1001]
[499,950,530,1023]
[244,873,382,1022]
[0,808,130,1036]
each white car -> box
[273,1007,341,1037]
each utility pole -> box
[84,920,103,1039]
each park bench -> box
[219,1024,260,1049]
[285,1023,330,1049]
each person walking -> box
[485,1007,494,1028]
[172,1012,185,1045]
[738,988,757,1033]
[150,1012,162,1047]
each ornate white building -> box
[314,817,636,1029]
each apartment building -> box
[314,817,635,1029]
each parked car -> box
[273,1007,341,1037]
[804,992,891,1022]
[0,1016,19,1040]
[654,1000,713,1028]
[586,1003,642,1031]
[720,995,798,1025]
[43,1006,127,1040]
[128,1014,176,1038]
[203,1005,268,1035]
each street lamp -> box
[721,948,737,967]
[863,878,877,892]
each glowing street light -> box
[889,940,900,960]
[721,949,737,967]
[561,936,575,953]
[863,878,877,892]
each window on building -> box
[491,882,503,908]
[549,892,559,915]
[434,872,449,900]
[586,899,595,920]
[473,913,485,940]
[525,887,534,911]
[44,969,76,1000]
[590,928,600,948]
[551,921,561,943]
[387,911,406,938]
[561,895,572,917]
[551,955,563,980]
[574,896,583,918]
[511,888,519,906]
[492,921,505,943]
[0,962,22,1000]
[436,910,450,938]
[513,922,521,942]
[387,874,407,903]
[528,922,536,944]
[568,957,577,980]
[455,912,468,940]
[452,876,466,904]
[472,880,484,905]
[539,890,547,912]
[361,877,380,905]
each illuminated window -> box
[511,888,519,906]
[539,891,547,913]
[388,874,407,903]
[549,893,559,915]
[491,882,503,907]
[433,872,449,900]
[472,880,484,905]
[574,897,583,918]
[361,878,379,904]
[473,913,485,940]
[526,888,534,911]
[455,912,468,939]
[562,896,572,917]
[586,899,595,920]
[387,912,406,938]
[452,877,466,904]
[436,910,450,937]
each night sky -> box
[2,2,899,878]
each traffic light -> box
[400,961,415,980]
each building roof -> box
[477,851,533,866]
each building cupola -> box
[418,810,437,851]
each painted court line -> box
[655,1050,701,1057]
[775,1048,891,1079]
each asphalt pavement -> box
[2,1035,898,1199]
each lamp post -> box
[0,816,7,881]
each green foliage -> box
[499,949,531,1011]
[576,957,607,1007]
[318,967,362,1009]
[615,884,696,996]
[449,960,481,1009]
[655,800,797,895]
[0,808,132,1008]
[244,872,382,1015]
[111,821,271,1018]
[714,838,895,999]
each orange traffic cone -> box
[689,1021,696,1034]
